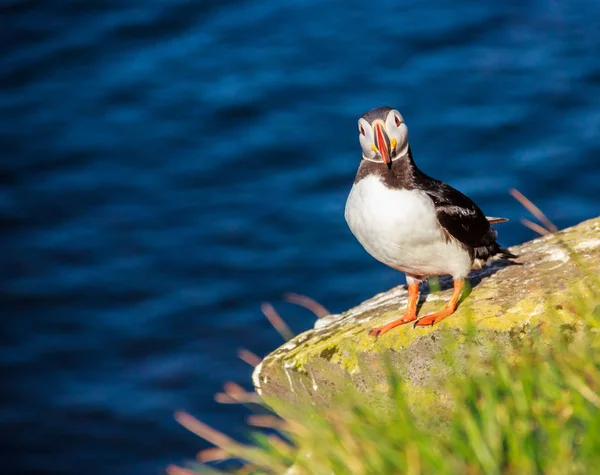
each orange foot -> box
[369,314,417,337]
[414,278,464,327]
[413,307,455,327]
[369,282,419,337]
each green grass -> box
[171,278,599,475]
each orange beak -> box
[374,123,391,168]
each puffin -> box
[344,106,516,336]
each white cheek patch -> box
[358,121,377,160]
[384,111,409,160]
[385,111,397,131]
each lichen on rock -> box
[252,217,600,418]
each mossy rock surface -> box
[252,217,600,418]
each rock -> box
[252,217,600,418]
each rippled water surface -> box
[2,0,600,473]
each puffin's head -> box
[358,106,408,168]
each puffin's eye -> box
[394,115,401,127]
[359,125,365,136]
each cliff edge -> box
[253,217,600,417]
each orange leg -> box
[414,279,464,327]
[370,282,419,337]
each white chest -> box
[344,175,471,278]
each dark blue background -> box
[2,1,599,473]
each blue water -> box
[2,0,599,473]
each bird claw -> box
[413,316,435,327]
[369,316,417,337]
[413,308,452,327]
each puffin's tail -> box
[486,216,509,224]
[486,217,517,258]
[473,242,518,261]
[498,246,518,259]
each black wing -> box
[425,180,493,248]
[418,176,516,260]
